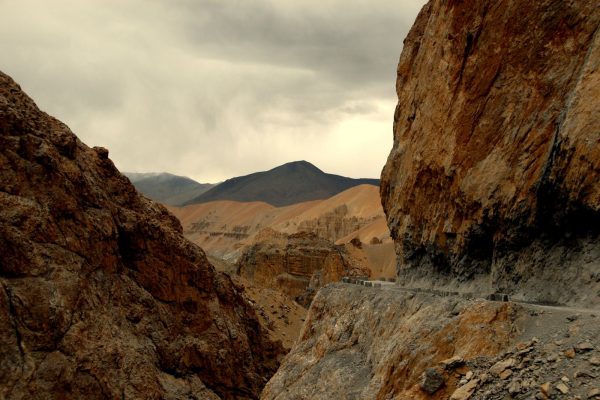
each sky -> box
[0,0,426,183]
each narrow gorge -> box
[263,0,600,398]
[0,0,598,399]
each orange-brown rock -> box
[237,230,369,307]
[261,284,524,400]
[381,0,600,306]
[0,71,283,399]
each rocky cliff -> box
[237,230,369,307]
[261,284,525,399]
[381,0,600,306]
[262,283,600,400]
[0,71,283,399]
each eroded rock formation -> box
[263,283,600,399]
[0,71,283,399]
[381,0,600,306]
[237,230,369,307]
[261,284,524,399]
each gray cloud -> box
[0,0,425,182]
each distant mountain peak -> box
[185,161,379,207]
[124,172,215,206]
[274,160,323,173]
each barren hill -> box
[185,160,379,207]
[125,172,215,206]
[169,184,396,278]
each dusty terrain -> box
[207,255,307,351]
[235,281,307,351]
[174,186,393,355]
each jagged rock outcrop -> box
[237,230,369,307]
[381,0,600,306]
[295,204,378,243]
[0,71,283,399]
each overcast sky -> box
[0,0,425,183]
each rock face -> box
[261,284,523,399]
[381,0,600,306]
[295,204,378,243]
[237,230,369,307]
[0,71,283,399]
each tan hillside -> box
[168,184,396,278]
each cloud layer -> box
[0,0,425,182]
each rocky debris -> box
[261,284,522,399]
[489,358,515,376]
[578,342,595,352]
[370,236,383,245]
[441,356,466,370]
[448,320,600,400]
[450,379,479,400]
[262,280,600,399]
[234,279,307,352]
[349,237,362,248]
[556,382,570,394]
[237,231,369,307]
[380,0,600,307]
[0,71,284,399]
[420,368,445,394]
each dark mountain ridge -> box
[185,160,379,207]
[124,172,215,206]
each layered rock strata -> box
[237,230,369,307]
[0,71,283,399]
[381,0,600,306]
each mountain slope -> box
[0,71,282,399]
[125,172,215,206]
[185,160,379,207]
[169,184,396,278]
